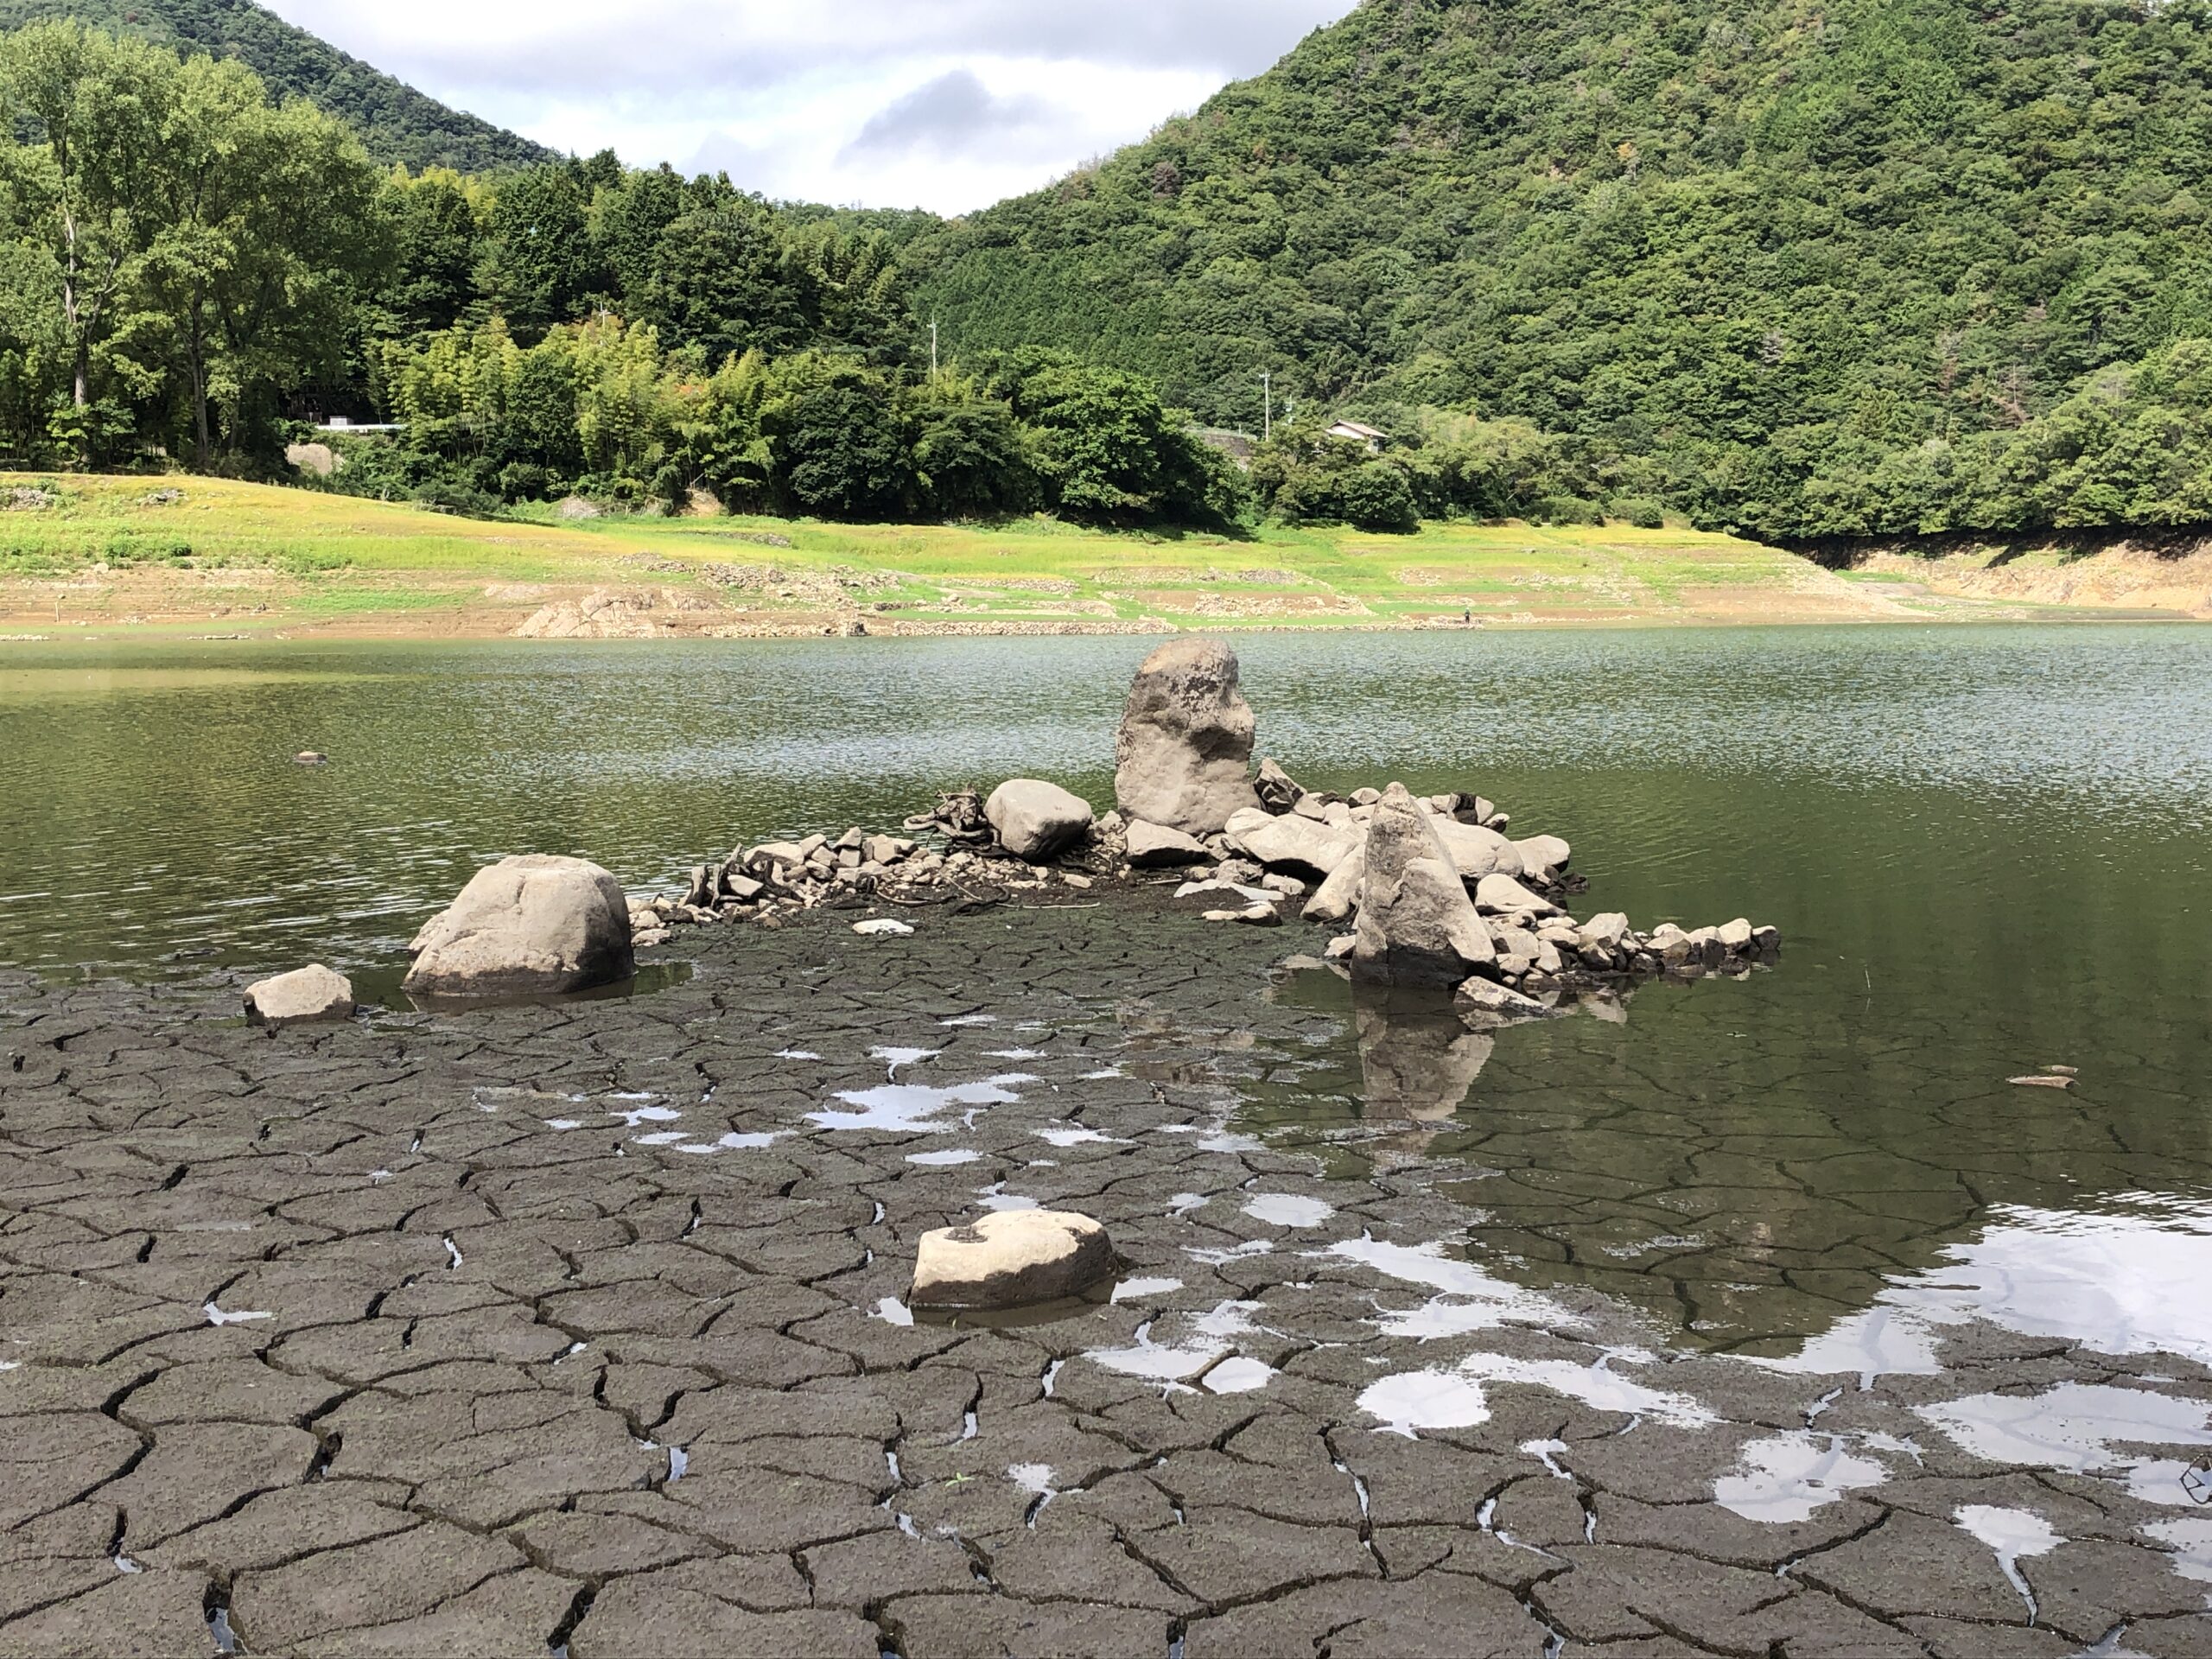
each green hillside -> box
[0,0,552,171]
[910,0,2212,537]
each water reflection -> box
[1758,1196,2212,1381]
[1353,989,1494,1122]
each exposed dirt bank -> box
[1788,527,2212,617]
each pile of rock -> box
[622,637,1778,1020]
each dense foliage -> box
[346,159,1237,523]
[0,23,1234,527]
[0,0,551,172]
[912,0,2212,537]
[0,22,387,467]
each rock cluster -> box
[636,639,1779,1028]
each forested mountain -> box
[0,0,550,171]
[910,0,2212,537]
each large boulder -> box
[403,855,634,998]
[1352,785,1497,986]
[1125,819,1210,868]
[986,779,1094,861]
[244,964,354,1028]
[1114,638,1261,835]
[910,1210,1116,1311]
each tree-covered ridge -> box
[0,0,552,171]
[910,0,2212,537]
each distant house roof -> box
[1326,420,1388,445]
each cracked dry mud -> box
[3,899,2209,1658]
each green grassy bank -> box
[0,474,2055,638]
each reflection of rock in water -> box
[1355,989,1494,1122]
[1352,980,1632,1123]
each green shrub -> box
[1535,496,1604,526]
[1611,497,1666,529]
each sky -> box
[263,1,1362,213]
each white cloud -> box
[261,0,1359,212]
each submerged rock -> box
[985,779,1095,861]
[1114,638,1261,835]
[404,855,634,998]
[1353,785,1497,986]
[910,1210,1115,1310]
[244,964,354,1027]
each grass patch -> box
[0,471,1858,631]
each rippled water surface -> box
[4,625,2210,1376]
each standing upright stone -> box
[1353,784,1497,986]
[1114,638,1261,835]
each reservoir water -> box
[3,626,2209,1367]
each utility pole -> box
[930,317,939,383]
[1261,371,1272,442]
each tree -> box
[761,360,908,518]
[992,348,1225,523]
[137,59,387,465]
[378,169,482,339]
[482,163,594,341]
[0,22,169,425]
[908,390,1036,518]
[637,201,804,364]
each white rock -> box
[986,779,1095,861]
[1474,874,1560,917]
[1203,905,1282,927]
[404,855,634,998]
[1302,847,1365,924]
[1234,813,1358,878]
[1432,819,1523,880]
[1718,918,1755,950]
[910,1210,1115,1310]
[853,918,915,937]
[244,964,354,1027]
[1125,819,1210,868]
[1578,912,1631,950]
[1514,834,1572,878]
